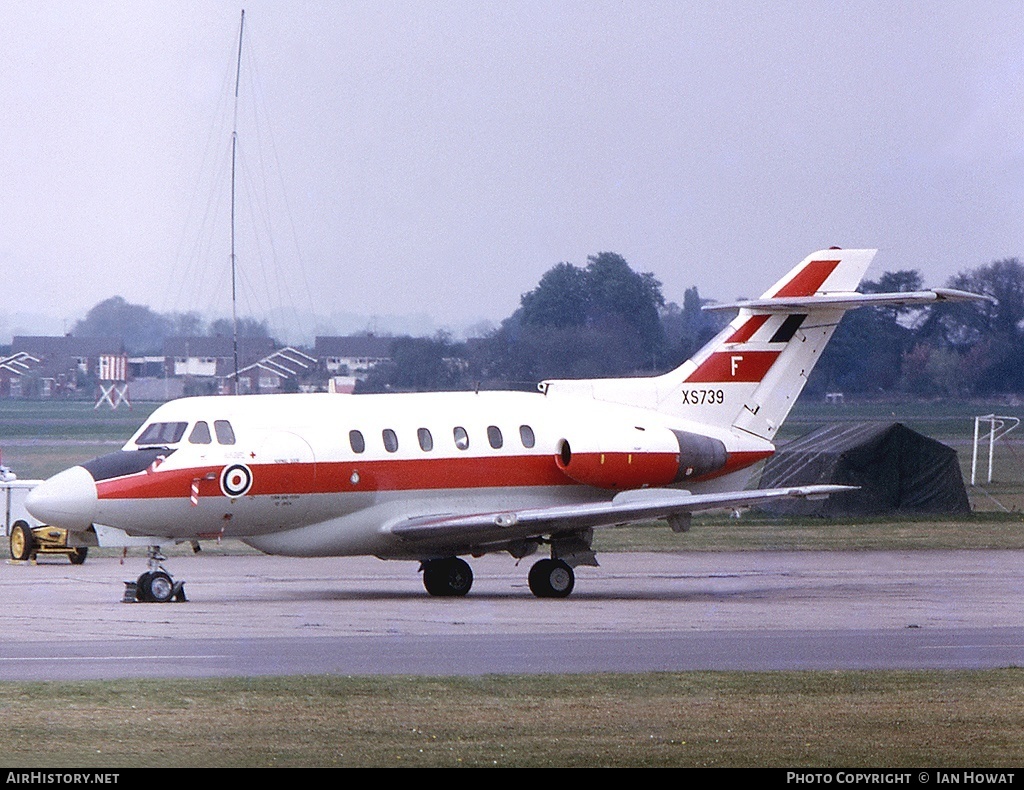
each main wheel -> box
[422,557,473,597]
[528,558,575,598]
[68,547,88,565]
[137,570,175,603]
[9,522,35,562]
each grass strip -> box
[0,671,1022,768]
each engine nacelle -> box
[554,424,728,490]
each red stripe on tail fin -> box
[725,314,770,343]
[685,351,781,383]
[774,259,840,297]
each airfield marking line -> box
[0,655,230,662]
[919,644,1024,649]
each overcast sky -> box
[1,1,1022,343]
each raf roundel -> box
[220,463,253,498]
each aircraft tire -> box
[135,571,154,602]
[136,570,176,603]
[422,557,473,597]
[146,571,175,603]
[9,522,34,562]
[68,547,88,565]
[528,559,575,599]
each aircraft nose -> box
[25,466,98,530]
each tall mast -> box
[230,9,245,394]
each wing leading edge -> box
[386,484,855,545]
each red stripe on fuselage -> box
[774,259,840,297]
[95,455,572,501]
[94,450,771,499]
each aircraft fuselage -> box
[29,390,770,559]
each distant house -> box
[4,336,124,399]
[314,335,394,379]
[164,336,274,378]
[125,339,316,400]
[162,336,277,393]
[0,351,41,398]
[229,346,318,394]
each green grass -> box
[593,512,1024,552]
[1,671,1023,767]
[0,400,161,479]
[0,400,160,440]
[781,396,1024,441]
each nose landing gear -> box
[123,547,187,603]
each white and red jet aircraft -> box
[25,249,984,601]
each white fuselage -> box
[30,390,771,559]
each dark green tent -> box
[757,422,970,516]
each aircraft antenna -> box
[230,9,245,394]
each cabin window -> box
[214,420,236,445]
[519,424,535,449]
[487,425,503,449]
[453,426,469,450]
[188,421,212,444]
[382,429,399,453]
[417,428,433,452]
[136,422,187,446]
[349,430,365,454]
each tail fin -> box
[542,248,984,441]
[655,248,876,439]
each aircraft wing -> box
[387,484,855,545]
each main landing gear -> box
[124,546,187,603]
[527,558,575,598]
[419,556,576,599]
[421,557,474,597]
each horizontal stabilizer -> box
[387,484,857,544]
[0,480,44,491]
[704,287,992,313]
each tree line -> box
[806,259,1024,398]
[69,296,272,354]
[42,253,1024,399]
[362,254,1024,399]
[361,252,725,392]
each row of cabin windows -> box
[349,424,536,455]
[138,420,536,456]
[136,420,236,446]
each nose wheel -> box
[124,547,187,603]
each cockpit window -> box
[214,420,236,445]
[188,421,212,444]
[136,422,187,446]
